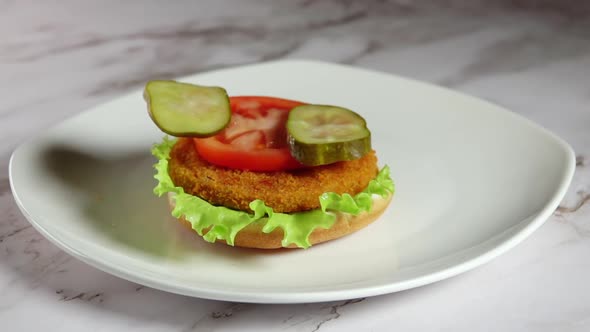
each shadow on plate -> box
[40,144,291,261]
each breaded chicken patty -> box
[168,138,378,213]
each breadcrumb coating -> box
[168,138,378,213]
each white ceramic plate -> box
[10,60,575,303]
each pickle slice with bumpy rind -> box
[287,105,371,166]
[144,80,231,137]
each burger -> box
[146,80,394,249]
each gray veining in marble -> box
[1,1,590,331]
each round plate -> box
[9,60,575,303]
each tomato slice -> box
[193,96,306,171]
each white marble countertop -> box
[1,1,590,331]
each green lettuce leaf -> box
[151,137,394,248]
[152,136,182,196]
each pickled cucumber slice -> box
[144,80,231,137]
[287,105,371,166]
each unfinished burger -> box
[146,80,394,249]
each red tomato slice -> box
[193,96,306,171]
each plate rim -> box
[8,59,577,303]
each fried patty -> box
[168,138,378,213]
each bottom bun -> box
[167,193,392,249]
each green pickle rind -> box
[152,137,394,249]
[286,105,372,166]
[144,80,231,138]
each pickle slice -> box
[144,80,231,137]
[287,105,371,166]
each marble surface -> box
[1,1,590,331]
